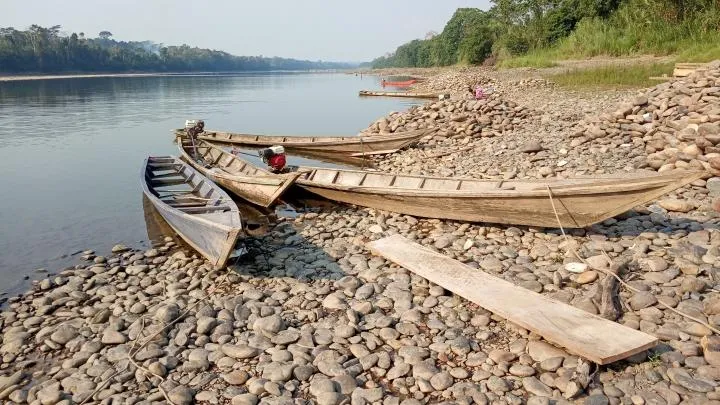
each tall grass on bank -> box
[547,63,674,89]
[500,1,720,68]
[497,51,559,68]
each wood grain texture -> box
[177,138,300,207]
[367,235,658,364]
[358,90,445,99]
[199,147,705,227]
[295,167,705,227]
[141,156,243,268]
[179,128,430,157]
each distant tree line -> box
[372,0,720,67]
[0,25,353,73]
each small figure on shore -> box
[381,79,386,87]
[474,85,485,100]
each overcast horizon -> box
[3,0,492,62]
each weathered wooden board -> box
[367,234,658,364]
[673,62,709,77]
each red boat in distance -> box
[381,79,417,87]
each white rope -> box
[546,185,720,335]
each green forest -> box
[372,0,720,68]
[0,25,353,73]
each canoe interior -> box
[179,128,429,146]
[178,139,273,178]
[144,156,240,216]
[142,156,242,267]
[182,146,705,228]
[296,167,696,195]
[177,138,299,207]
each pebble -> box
[523,376,553,397]
[666,367,715,392]
[221,344,259,359]
[232,393,259,405]
[527,341,567,362]
[223,370,250,385]
[167,386,194,405]
[487,376,510,392]
[510,364,536,377]
[50,325,78,345]
[576,270,598,284]
[430,372,454,390]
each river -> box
[0,72,419,296]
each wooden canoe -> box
[178,128,430,158]
[292,168,706,227]
[141,156,243,268]
[177,137,302,207]
[200,152,705,227]
[382,79,417,87]
[358,90,449,99]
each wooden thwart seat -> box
[177,205,231,213]
[142,155,243,269]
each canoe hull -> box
[297,170,705,228]
[141,156,243,268]
[192,129,429,157]
[152,200,241,267]
[177,140,299,207]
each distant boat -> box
[382,79,417,87]
[177,128,430,158]
[141,156,243,268]
[177,138,301,207]
[190,150,706,227]
[359,90,449,99]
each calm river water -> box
[0,73,418,295]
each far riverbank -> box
[0,70,349,82]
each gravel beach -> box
[3,63,720,404]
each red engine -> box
[258,146,287,172]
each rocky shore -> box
[4,63,720,405]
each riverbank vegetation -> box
[372,0,720,69]
[0,25,353,73]
[548,62,674,89]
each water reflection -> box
[0,72,420,294]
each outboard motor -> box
[258,145,287,172]
[184,119,205,137]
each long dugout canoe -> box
[195,149,706,228]
[176,128,431,158]
[294,167,705,228]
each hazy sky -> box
[3,0,492,62]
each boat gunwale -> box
[141,156,242,232]
[294,167,704,198]
[141,156,243,267]
[177,139,301,207]
[177,128,431,148]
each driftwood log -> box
[593,259,628,321]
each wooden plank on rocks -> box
[367,234,658,365]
